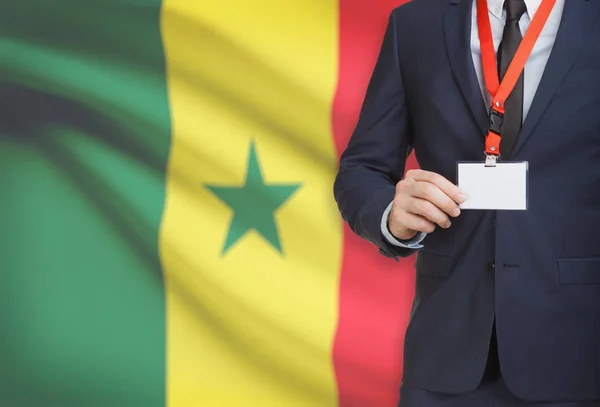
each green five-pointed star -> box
[207,141,301,255]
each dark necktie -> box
[497,0,527,159]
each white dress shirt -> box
[381,0,565,249]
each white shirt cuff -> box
[381,201,426,248]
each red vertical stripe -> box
[332,1,418,407]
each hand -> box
[388,169,466,241]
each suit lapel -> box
[444,0,489,137]
[513,0,600,156]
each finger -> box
[406,169,465,204]
[392,209,436,234]
[405,197,452,228]
[411,181,461,218]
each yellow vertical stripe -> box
[160,1,341,406]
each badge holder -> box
[457,107,529,211]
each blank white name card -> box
[457,162,528,210]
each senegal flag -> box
[0,1,418,406]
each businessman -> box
[334,0,600,406]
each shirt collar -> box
[487,0,543,20]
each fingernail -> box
[453,208,461,217]
[456,194,466,204]
[444,221,452,228]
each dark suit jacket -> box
[334,0,600,401]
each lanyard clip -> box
[488,108,504,135]
[485,154,498,167]
[485,107,503,159]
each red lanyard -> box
[477,0,556,158]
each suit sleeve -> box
[333,10,416,259]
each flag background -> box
[0,1,418,406]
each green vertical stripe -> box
[0,1,169,406]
